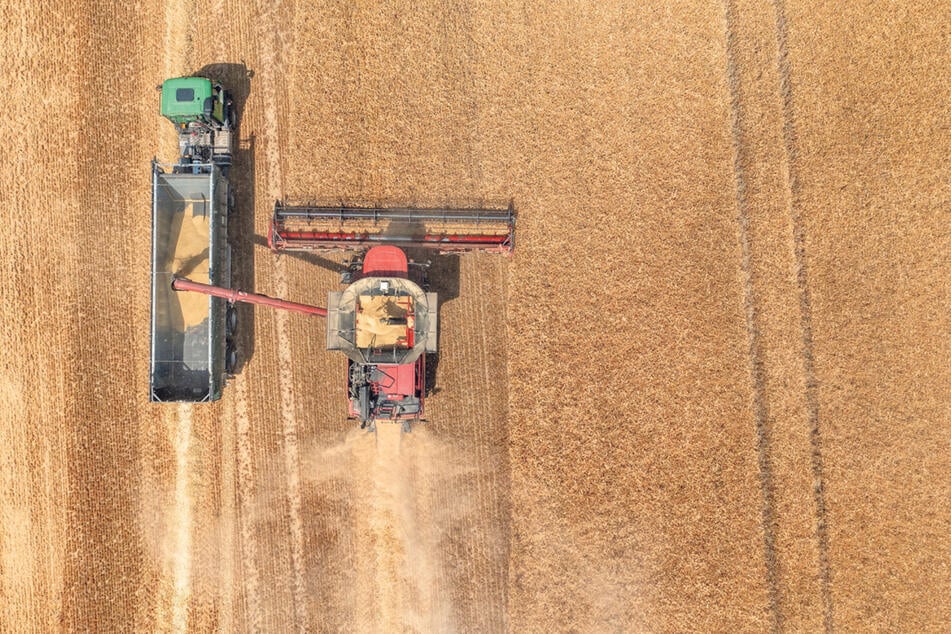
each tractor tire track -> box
[770,1,834,628]
[722,2,782,628]
[721,0,832,629]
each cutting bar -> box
[269,202,515,254]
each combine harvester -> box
[150,76,514,430]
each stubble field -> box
[0,0,947,631]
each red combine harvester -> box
[171,202,514,429]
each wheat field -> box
[0,0,948,631]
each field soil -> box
[0,0,947,631]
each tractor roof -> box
[161,77,213,120]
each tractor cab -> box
[160,76,234,169]
[160,77,231,129]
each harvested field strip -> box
[171,404,193,632]
[256,7,309,626]
[59,0,161,628]
[159,0,193,161]
[271,264,308,630]
[216,393,236,634]
[233,376,263,631]
[427,254,511,630]
[304,425,485,630]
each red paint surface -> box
[377,363,416,398]
[362,245,409,276]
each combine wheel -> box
[225,338,238,375]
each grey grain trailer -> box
[149,161,234,402]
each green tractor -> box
[160,76,234,170]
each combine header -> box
[270,202,515,254]
[149,75,514,428]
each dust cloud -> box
[301,425,484,632]
[137,417,497,631]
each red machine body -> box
[345,246,428,424]
[172,245,435,428]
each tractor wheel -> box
[225,339,238,375]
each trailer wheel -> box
[226,305,238,335]
[225,339,238,375]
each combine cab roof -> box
[161,77,213,122]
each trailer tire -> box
[225,339,238,375]
[225,304,238,339]
[226,305,238,335]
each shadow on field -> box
[195,62,253,128]
[200,62,256,373]
[404,250,461,397]
[251,234,349,274]
[229,135,256,374]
